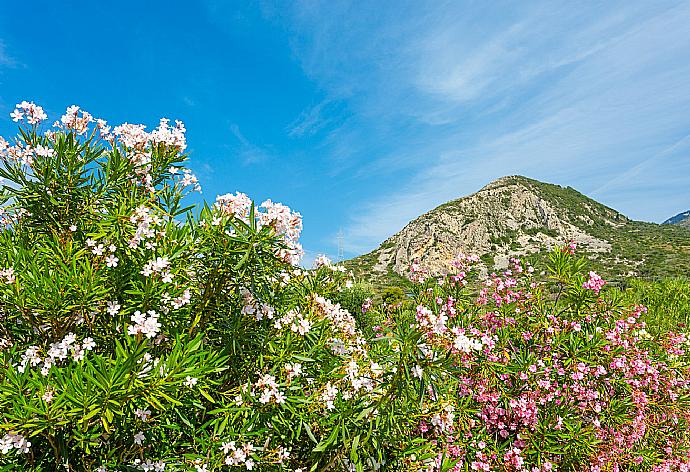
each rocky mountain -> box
[348,176,690,283]
[664,210,690,228]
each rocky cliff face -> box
[365,176,622,276]
[349,176,690,281]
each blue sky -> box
[1,1,689,264]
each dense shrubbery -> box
[620,278,690,335]
[0,102,689,471]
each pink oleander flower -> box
[583,271,606,294]
[563,240,577,255]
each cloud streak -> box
[229,123,272,164]
[287,99,331,137]
[0,40,17,68]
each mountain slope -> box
[349,176,690,283]
[664,210,690,228]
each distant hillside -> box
[347,176,690,284]
[664,210,690,228]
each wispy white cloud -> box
[278,1,690,254]
[287,99,331,137]
[229,123,271,164]
[0,40,17,68]
[591,132,690,198]
[0,40,21,121]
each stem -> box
[46,434,61,467]
[552,282,564,316]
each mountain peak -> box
[664,210,690,227]
[483,174,530,186]
[348,176,690,282]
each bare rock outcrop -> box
[361,176,624,277]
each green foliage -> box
[619,277,690,335]
[1,113,689,471]
[332,282,374,320]
[381,286,406,306]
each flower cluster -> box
[128,205,163,249]
[449,252,480,285]
[409,258,430,283]
[0,138,52,167]
[171,166,201,192]
[239,288,275,320]
[112,117,186,153]
[128,310,162,338]
[321,382,339,410]
[141,256,173,283]
[10,101,48,125]
[170,288,192,310]
[273,309,312,335]
[0,434,30,455]
[312,295,358,341]
[254,374,286,405]
[563,240,577,255]
[151,118,187,152]
[215,192,253,223]
[0,268,15,284]
[17,334,95,376]
[313,254,332,269]
[58,105,94,134]
[583,270,606,294]
[131,459,166,471]
[214,193,304,264]
[220,441,256,469]
[284,362,302,381]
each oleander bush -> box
[0,102,689,472]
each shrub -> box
[0,102,689,471]
[621,277,690,335]
[331,281,375,324]
[360,251,690,471]
[381,286,406,306]
[0,102,356,470]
